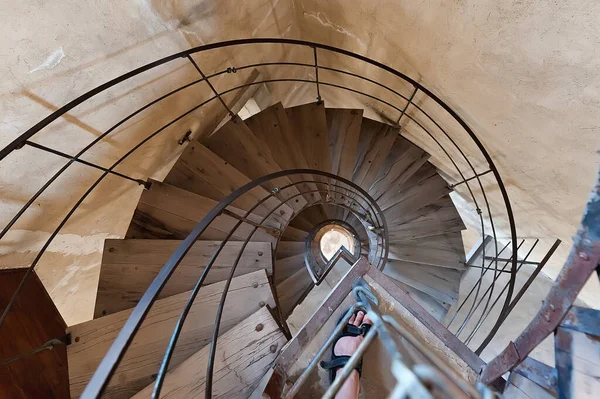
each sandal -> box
[319,309,372,383]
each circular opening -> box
[319,226,356,261]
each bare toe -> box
[354,311,364,327]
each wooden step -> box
[244,103,324,211]
[389,280,451,322]
[369,136,430,202]
[276,263,314,319]
[285,102,332,176]
[387,233,466,270]
[281,225,309,241]
[67,270,275,398]
[275,241,305,260]
[95,239,273,317]
[164,141,293,226]
[325,108,363,180]
[126,179,277,245]
[383,261,461,305]
[380,169,451,213]
[201,116,307,214]
[377,161,438,211]
[132,306,286,399]
[274,253,306,285]
[387,196,466,241]
[351,118,398,189]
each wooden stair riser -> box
[96,240,273,317]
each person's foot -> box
[333,311,372,399]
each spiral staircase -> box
[2,39,598,399]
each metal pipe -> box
[187,55,234,117]
[396,86,418,125]
[313,47,322,103]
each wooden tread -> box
[67,270,276,398]
[276,263,314,318]
[201,115,307,214]
[126,179,277,245]
[274,253,306,285]
[383,261,461,305]
[387,233,466,270]
[164,141,293,226]
[351,118,398,189]
[132,306,286,399]
[95,239,273,317]
[326,108,363,180]
[390,280,451,322]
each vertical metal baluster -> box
[313,47,322,103]
[187,55,235,117]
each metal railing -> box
[0,39,523,395]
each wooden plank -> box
[67,270,276,398]
[275,241,305,259]
[383,260,462,305]
[274,253,306,285]
[285,102,332,176]
[245,102,323,209]
[388,233,466,270]
[351,118,398,189]
[96,239,273,317]
[555,326,600,399]
[164,141,293,225]
[369,136,430,202]
[380,171,451,213]
[389,280,450,322]
[281,225,309,241]
[0,269,69,398]
[504,371,556,399]
[364,266,484,384]
[133,306,286,399]
[276,265,313,318]
[126,179,277,245]
[325,108,363,180]
[201,115,307,214]
[386,197,466,241]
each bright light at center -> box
[320,228,354,260]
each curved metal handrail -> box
[0,38,518,369]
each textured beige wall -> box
[290,0,600,306]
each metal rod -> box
[446,241,511,328]
[220,208,280,237]
[465,243,538,346]
[463,263,513,273]
[475,238,562,354]
[25,141,146,186]
[187,55,234,117]
[313,47,322,103]
[483,256,539,265]
[449,169,493,188]
[396,86,418,125]
[462,239,539,342]
[455,240,525,337]
[0,337,67,367]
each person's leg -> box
[332,311,371,399]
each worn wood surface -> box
[326,108,363,180]
[351,118,398,189]
[275,241,305,260]
[274,253,305,285]
[96,239,273,317]
[383,260,461,304]
[126,179,277,245]
[67,270,275,398]
[386,196,466,241]
[388,233,466,269]
[164,141,293,225]
[390,280,450,322]
[285,102,332,176]
[132,306,286,399]
[380,171,451,213]
[276,265,314,318]
[555,326,600,399]
[202,115,307,214]
[245,102,323,210]
[364,267,483,384]
[504,372,556,399]
[281,225,309,241]
[0,269,69,399]
[369,136,430,202]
